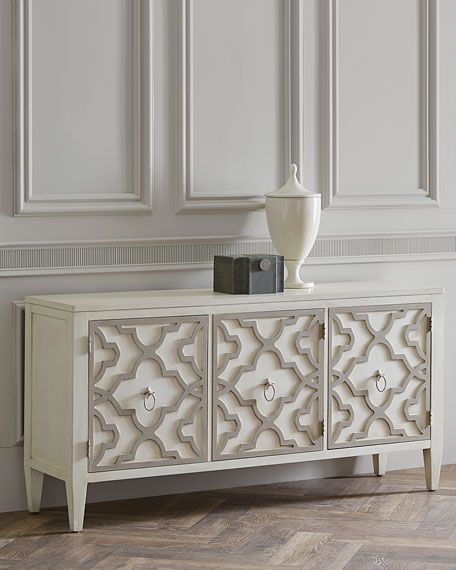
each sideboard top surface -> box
[25,282,444,313]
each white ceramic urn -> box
[266,164,321,288]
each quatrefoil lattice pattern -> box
[213,310,324,459]
[329,304,431,449]
[89,316,208,471]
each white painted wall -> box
[1,0,456,512]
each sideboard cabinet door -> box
[329,304,432,449]
[213,310,324,459]
[88,316,208,471]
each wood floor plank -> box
[347,543,456,568]
[339,534,456,551]
[93,557,297,570]
[388,490,434,524]
[418,494,456,533]
[155,495,227,530]
[287,540,363,570]
[209,509,276,550]
[270,531,333,565]
[0,543,12,552]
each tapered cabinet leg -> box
[24,466,44,513]
[423,446,442,491]
[66,479,88,532]
[372,453,387,476]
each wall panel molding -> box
[13,0,154,215]
[176,0,301,213]
[1,231,455,277]
[323,0,439,210]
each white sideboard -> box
[24,283,444,531]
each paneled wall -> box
[1,0,456,512]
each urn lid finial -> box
[266,163,320,199]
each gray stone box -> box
[213,254,284,295]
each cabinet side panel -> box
[30,313,67,471]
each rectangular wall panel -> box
[14,0,153,214]
[177,0,294,212]
[324,0,438,209]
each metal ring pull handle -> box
[144,387,156,411]
[264,380,276,402]
[375,372,387,393]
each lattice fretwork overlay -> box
[213,310,324,459]
[89,316,208,471]
[329,304,431,449]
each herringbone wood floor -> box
[1,465,456,569]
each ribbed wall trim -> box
[1,233,455,276]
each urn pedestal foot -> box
[284,260,314,289]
